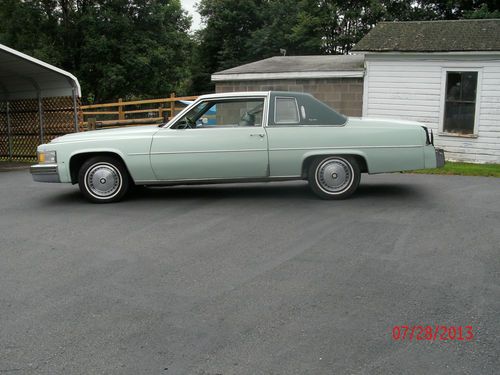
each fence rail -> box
[80,93,198,130]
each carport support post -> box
[6,101,12,161]
[72,88,79,132]
[169,92,175,120]
[38,94,44,143]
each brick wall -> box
[215,77,363,117]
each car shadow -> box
[354,183,423,199]
[127,181,422,202]
[127,182,313,201]
[39,180,424,206]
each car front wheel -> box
[308,156,360,200]
[78,156,130,203]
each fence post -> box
[72,87,79,132]
[169,92,175,120]
[38,95,44,144]
[118,98,124,120]
[88,118,96,130]
[6,101,12,161]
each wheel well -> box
[301,154,369,178]
[69,152,131,184]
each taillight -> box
[422,126,431,145]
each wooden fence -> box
[80,93,198,130]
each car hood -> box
[347,117,425,129]
[51,125,160,143]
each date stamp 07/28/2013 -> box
[391,325,474,342]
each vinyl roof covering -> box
[212,55,364,81]
[352,19,500,53]
[0,43,81,101]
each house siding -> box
[363,54,500,163]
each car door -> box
[150,96,269,181]
[265,93,348,177]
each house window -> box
[443,71,478,135]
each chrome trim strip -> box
[266,124,346,128]
[149,148,265,156]
[135,175,301,185]
[269,145,422,151]
[262,91,271,127]
[30,164,60,183]
[30,164,58,174]
[131,145,422,157]
[164,127,265,131]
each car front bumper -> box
[435,148,445,168]
[30,164,60,183]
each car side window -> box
[269,93,346,126]
[172,99,264,129]
[275,97,300,124]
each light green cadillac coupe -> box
[31,91,444,203]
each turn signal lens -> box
[38,151,56,164]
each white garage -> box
[353,19,500,164]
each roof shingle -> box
[213,55,364,75]
[352,19,500,52]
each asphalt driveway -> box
[0,170,499,374]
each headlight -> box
[38,150,57,164]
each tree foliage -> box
[190,0,499,92]
[0,0,192,102]
[1,0,498,99]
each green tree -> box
[76,0,193,101]
[0,0,193,102]
[245,0,315,59]
[0,0,62,64]
[464,3,500,18]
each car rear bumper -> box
[30,164,60,183]
[435,148,445,168]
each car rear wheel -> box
[78,156,130,203]
[308,156,360,200]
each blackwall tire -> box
[308,156,360,200]
[78,156,130,203]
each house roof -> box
[0,43,81,101]
[212,55,364,81]
[352,19,500,53]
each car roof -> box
[198,91,269,100]
[197,91,313,100]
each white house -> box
[353,19,500,164]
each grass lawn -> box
[410,162,500,177]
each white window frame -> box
[439,67,482,137]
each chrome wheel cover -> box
[84,162,122,199]
[315,157,354,194]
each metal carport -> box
[0,43,81,160]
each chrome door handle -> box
[250,133,265,138]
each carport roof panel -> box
[0,43,81,100]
